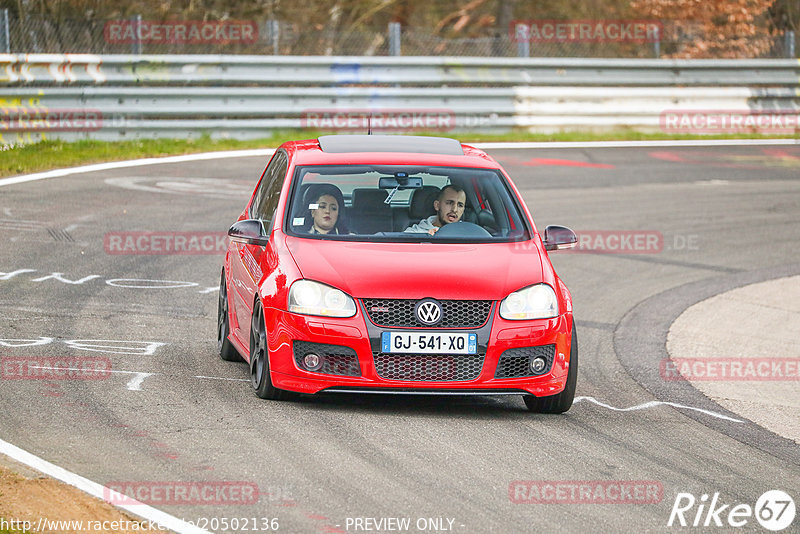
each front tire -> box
[249,301,297,401]
[218,270,242,362]
[524,327,578,414]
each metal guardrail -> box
[2,54,800,86]
[1,55,799,143]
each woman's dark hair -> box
[301,183,349,234]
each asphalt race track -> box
[1,143,798,533]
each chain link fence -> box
[0,12,796,58]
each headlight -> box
[499,284,558,320]
[288,280,356,318]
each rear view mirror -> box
[543,225,577,251]
[379,175,423,190]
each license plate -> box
[381,332,477,354]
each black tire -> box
[218,270,242,362]
[523,327,578,414]
[249,301,297,401]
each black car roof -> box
[317,135,464,156]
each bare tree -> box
[631,0,778,58]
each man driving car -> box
[404,184,466,235]
[405,184,467,235]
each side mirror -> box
[543,225,577,251]
[228,219,268,246]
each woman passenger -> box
[304,184,349,235]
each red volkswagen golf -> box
[218,135,579,412]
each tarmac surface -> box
[1,142,799,533]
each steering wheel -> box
[434,221,492,238]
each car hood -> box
[285,236,544,300]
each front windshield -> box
[285,165,530,242]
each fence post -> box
[653,25,660,58]
[515,23,530,57]
[268,19,280,55]
[786,30,796,58]
[0,9,10,54]
[388,22,401,56]
[131,14,142,55]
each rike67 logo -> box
[668,490,795,531]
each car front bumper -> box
[264,305,573,397]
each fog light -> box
[303,353,322,371]
[530,356,547,374]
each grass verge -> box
[0,521,25,534]
[1,130,798,178]
[0,521,23,534]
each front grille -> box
[373,353,485,382]
[293,341,361,377]
[495,345,555,378]
[362,299,492,328]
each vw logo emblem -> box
[415,298,443,325]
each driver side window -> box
[250,150,288,227]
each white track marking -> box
[573,396,744,423]
[31,273,102,284]
[0,269,205,291]
[104,176,253,198]
[0,269,37,280]
[0,438,211,534]
[104,279,199,289]
[694,179,730,186]
[125,372,154,391]
[193,375,249,382]
[13,366,250,389]
[0,219,43,229]
[197,287,218,294]
[0,336,53,347]
[473,139,800,150]
[27,366,155,391]
[0,148,275,188]
[63,340,166,356]
[0,338,165,355]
